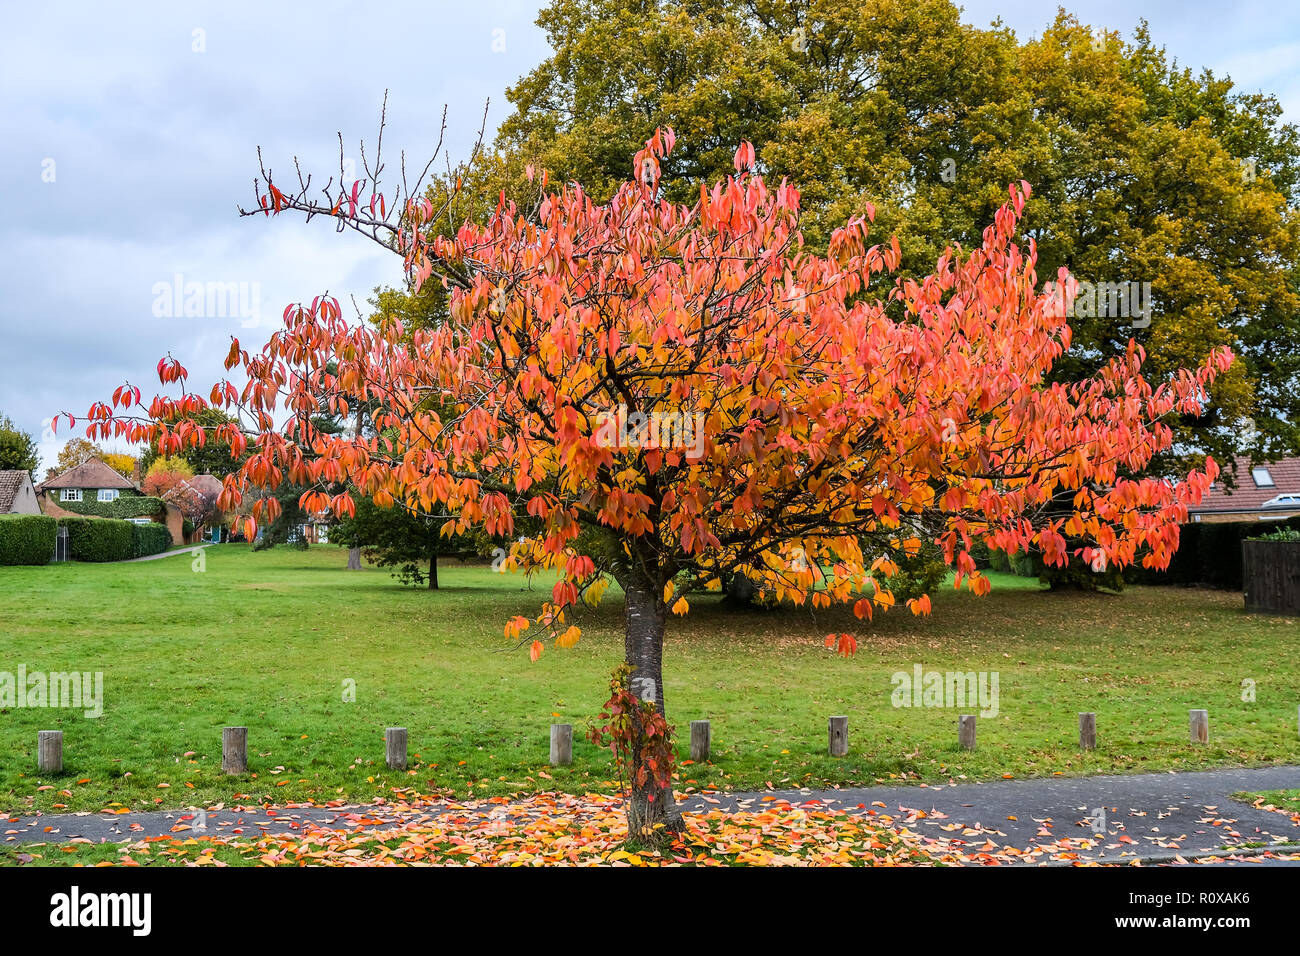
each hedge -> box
[58,495,165,520]
[1126,514,1300,591]
[131,522,172,559]
[0,514,57,565]
[57,516,135,562]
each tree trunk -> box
[622,574,683,843]
[346,547,362,571]
[428,539,439,590]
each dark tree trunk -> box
[622,572,683,842]
[346,547,362,571]
[428,538,439,590]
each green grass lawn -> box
[2,545,1298,816]
[1238,790,1300,814]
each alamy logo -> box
[49,886,151,936]
[0,667,103,718]
[594,404,706,461]
[151,273,261,327]
[891,664,1000,718]
[1042,279,1152,328]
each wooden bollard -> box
[385,727,408,770]
[37,730,63,773]
[958,714,977,750]
[1189,709,1209,745]
[222,726,248,774]
[550,723,573,766]
[1079,712,1097,751]
[690,720,711,762]
[828,716,848,757]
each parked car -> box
[1261,493,1300,509]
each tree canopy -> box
[79,129,1231,837]
[476,0,1298,470]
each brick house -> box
[36,457,186,544]
[1188,456,1300,523]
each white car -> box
[1261,493,1300,509]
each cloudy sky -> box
[3,0,1296,473]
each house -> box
[159,473,225,538]
[36,456,186,545]
[0,471,41,515]
[1188,456,1300,523]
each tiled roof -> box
[0,471,28,512]
[37,457,136,491]
[1191,456,1300,512]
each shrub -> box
[967,539,991,569]
[182,518,195,538]
[1125,514,1300,590]
[1253,526,1300,542]
[0,514,57,565]
[57,516,134,562]
[987,547,1011,573]
[1006,546,1124,591]
[131,522,172,558]
[884,539,950,602]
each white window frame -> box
[98,489,120,503]
[60,488,82,502]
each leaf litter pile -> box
[13,790,1300,866]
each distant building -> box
[35,456,186,544]
[0,470,40,515]
[1189,456,1300,523]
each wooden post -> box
[1189,709,1209,745]
[690,720,711,762]
[550,723,573,766]
[37,730,62,773]
[1078,712,1097,751]
[828,716,848,757]
[385,727,407,770]
[958,714,977,750]
[222,726,248,774]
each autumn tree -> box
[140,407,244,477]
[79,130,1230,840]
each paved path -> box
[122,545,210,563]
[696,765,1300,864]
[7,766,1298,864]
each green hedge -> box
[1126,514,1300,590]
[57,516,135,562]
[0,514,57,565]
[58,495,165,520]
[131,522,172,559]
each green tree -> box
[0,414,39,475]
[140,408,244,477]
[331,496,478,589]
[481,0,1299,469]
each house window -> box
[60,489,82,502]
[1251,466,1275,487]
[98,489,120,503]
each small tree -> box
[0,413,39,474]
[332,496,462,588]
[78,130,1231,841]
